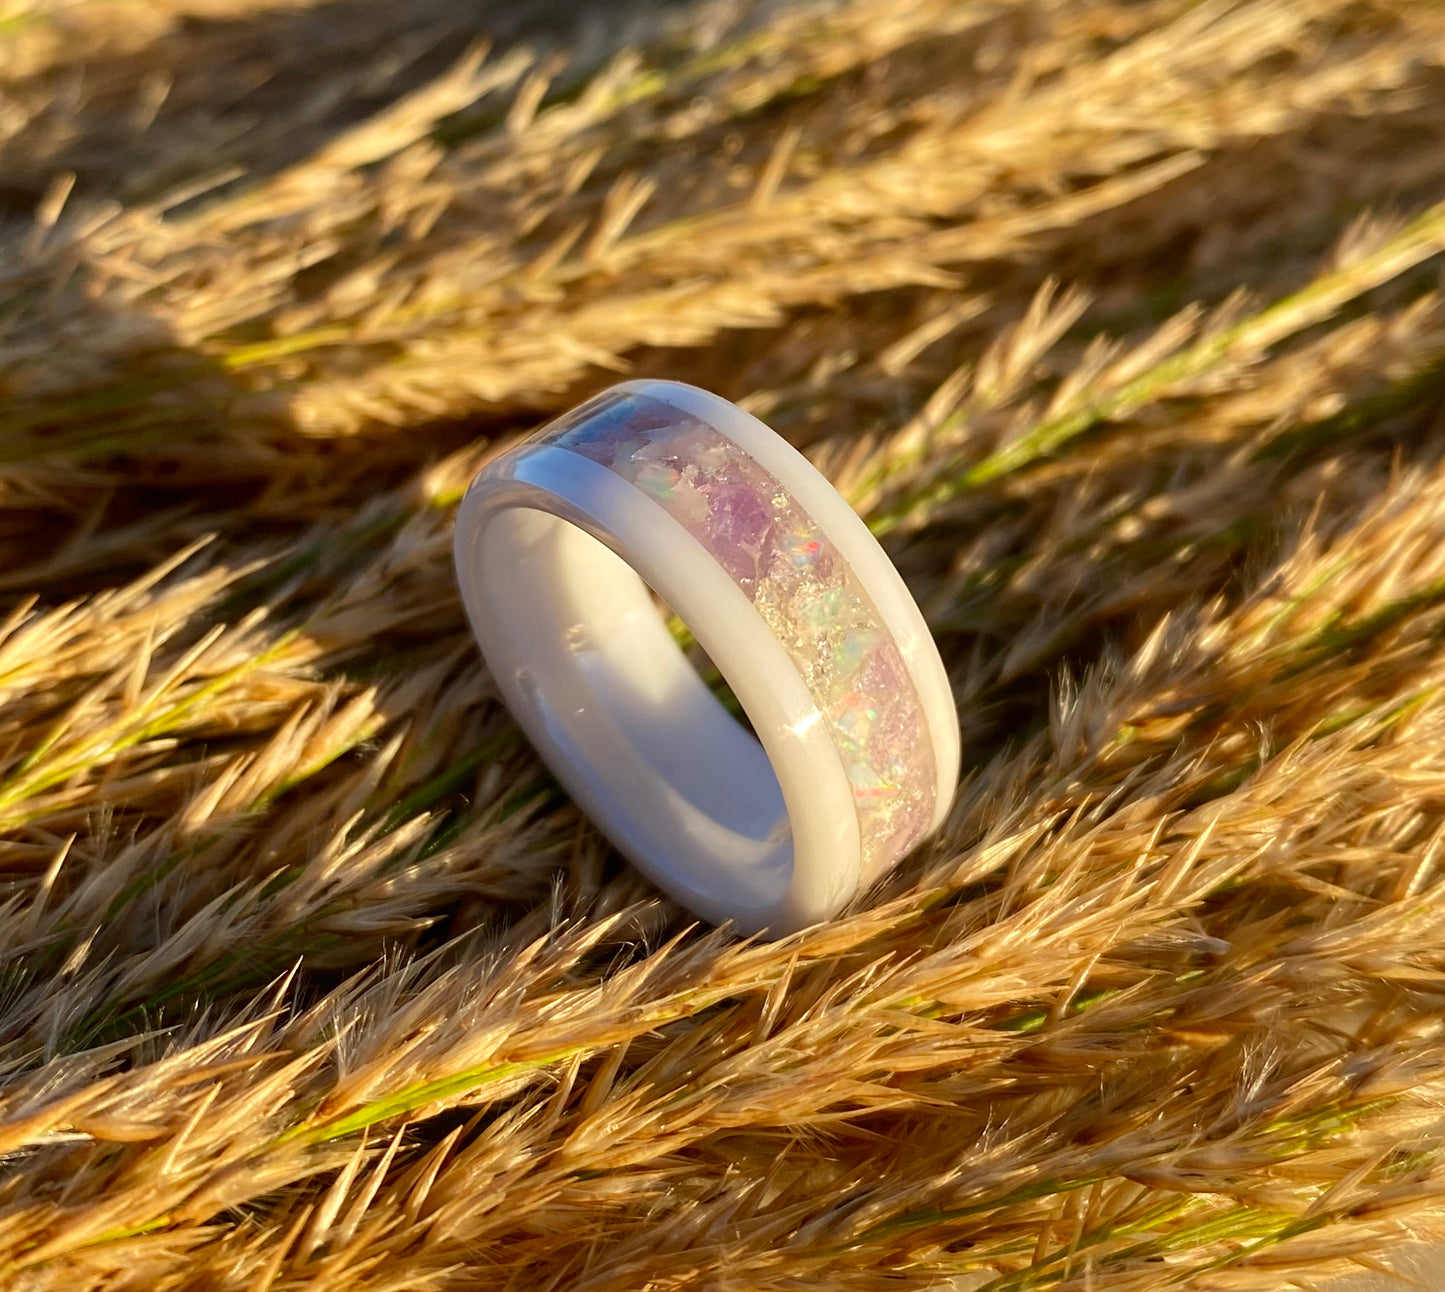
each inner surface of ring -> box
[479,506,795,909]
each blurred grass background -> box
[3,0,1445,1288]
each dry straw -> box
[3,0,1445,1287]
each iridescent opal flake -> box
[543,388,938,884]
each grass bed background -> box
[3,0,1445,1287]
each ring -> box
[453,380,959,935]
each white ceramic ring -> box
[453,380,959,935]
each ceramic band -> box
[453,379,959,935]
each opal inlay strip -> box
[538,388,938,883]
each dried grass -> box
[3,0,1445,1287]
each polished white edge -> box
[455,443,861,935]
[611,379,961,835]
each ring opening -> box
[476,505,794,911]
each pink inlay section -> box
[538,389,937,884]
